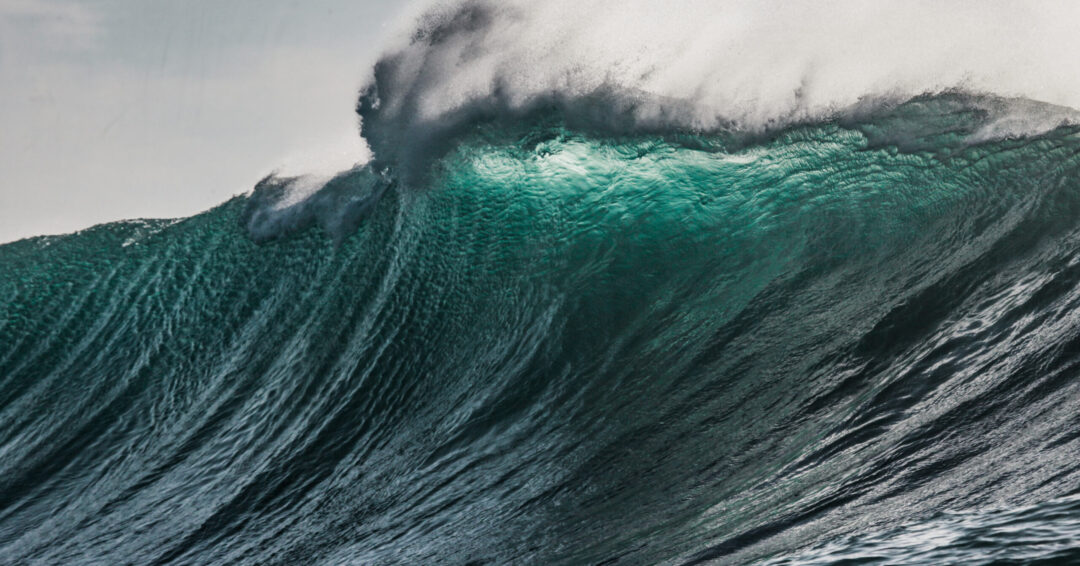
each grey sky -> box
[1,0,410,243]
[9,1,1080,245]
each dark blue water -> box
[4,88,1080,564]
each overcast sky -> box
[8,1,1080,244]
[1,0,409,243]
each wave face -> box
[5,95,1080,564]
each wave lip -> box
[260,91,1078,243]
[355,0,1080,174]
[241,167,391,242]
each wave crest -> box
[357,0,1080,172]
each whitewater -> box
[4,1,1080,564]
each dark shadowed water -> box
[3,96,1080,564]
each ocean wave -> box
[6,2,1080,563]
[4,98,1080,563]
[355,0,1080,173]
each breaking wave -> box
[5,2,1080,564]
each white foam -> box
[359,0,1080,161]
[259,128,373,209]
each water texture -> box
[4,90,1080,564]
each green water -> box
[3,96,1080,564]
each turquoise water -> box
[3,96,1080,564]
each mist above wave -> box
[249,0,1080,242]
[357,0,1080,170]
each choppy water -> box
[4,92,1080,564]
